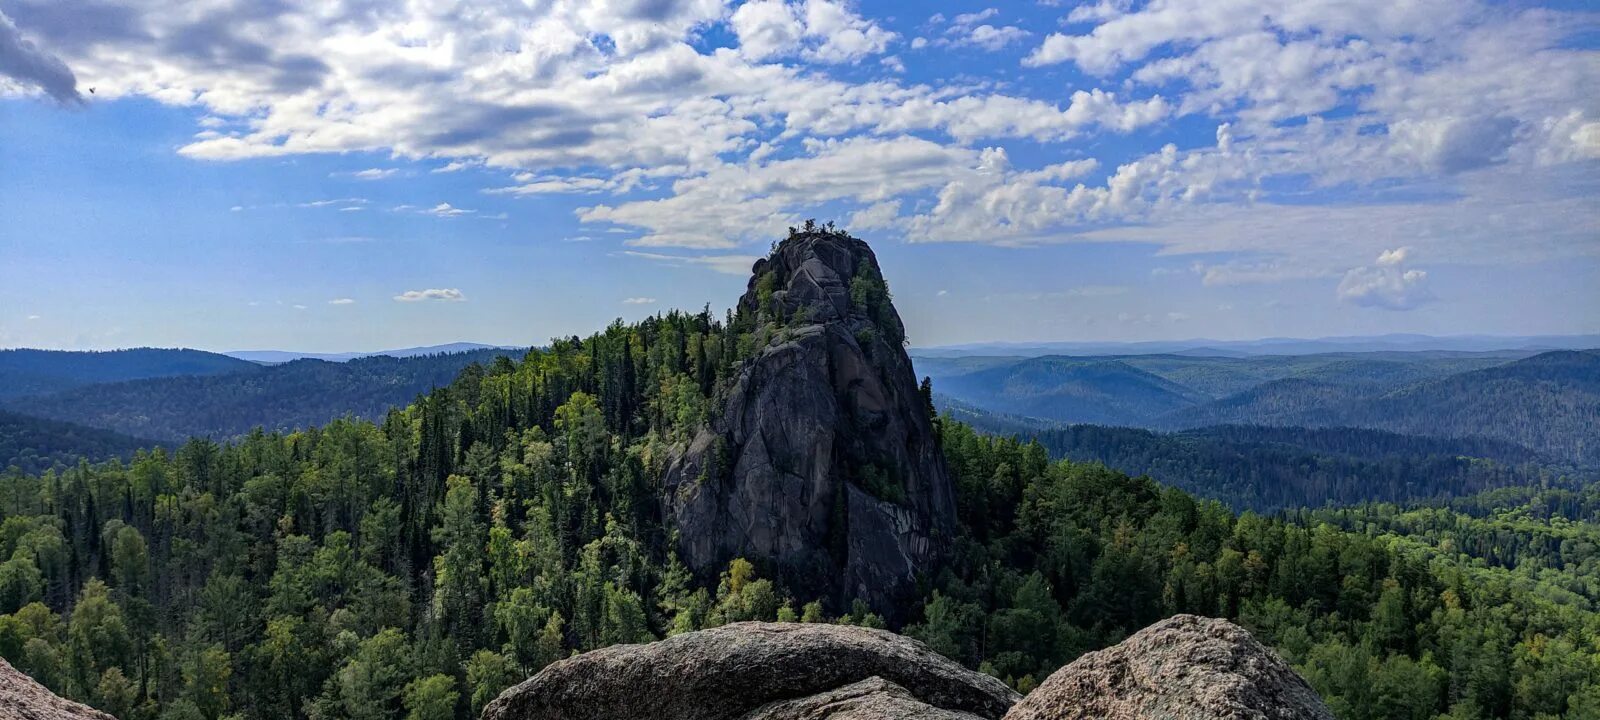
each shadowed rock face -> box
[0,658,118,720]
[1004,614,1336,720]
[480,622,1019,720]
[663,230,956,612]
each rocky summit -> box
[1006,615,1335,720]
[480,622,1019,720]
[0,658,118,720]
[663,227,956,612]
[483,616,1334,720]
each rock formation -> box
[483,616,1335,720]
[663,227,956,611]
[1004,614,1335,720]
[0,657,118,720]
[481,622,1019,720]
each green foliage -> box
[402,674,457,720]
[0,294,1592,720]
[920,419,1600,718]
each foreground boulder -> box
[1004,614,1335,720]
[0,658,117,720]
[481,622,1018,720]
[664,228,957,613]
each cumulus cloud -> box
[328,298,355,305]
[0,9,80,104]
[348,168,397,180]
[393,288,466,303]
[622,297,657,304]
[1337,247,1434,310]
[1388,116,1518,173]
[731,0,895,63]
[1,0,1592,273]
[935,8,1029,51]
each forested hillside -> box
[0,349,257,400]
[920,349,1600,467]
[950,412,1577,511]
[3,349,517,442]
[0,307,1593,719]
[0,410,159,476]
[1314,350,1600,465]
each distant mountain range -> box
[0,347,518,446]
[919,349,1600,466]
[915,333,1600,358]
[223,342,523,363]
[0,347,258,399]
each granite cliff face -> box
[483,616,1334,720]
[663,228,956,611]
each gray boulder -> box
[481,622,1019,720]
[1003,615,1335,720]
[746,677,988,720]
[0,657,118,720]
[663,229,956,612]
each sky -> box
[0,0,1597,352]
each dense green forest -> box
[946,414,1581,512]
[0,349,256,400]
[3,350,515,443]
[0,297,1594,719]
[0,411,160,476]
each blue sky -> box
[0,0,1596,352]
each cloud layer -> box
[0,0,1594,288]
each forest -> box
[0,294,1594,720]
[947,415,1583,512]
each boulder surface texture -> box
[1005,614,1336,720]
[1,657,118,720]
[481,622,1019,720]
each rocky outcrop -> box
[0,658,117,720]
[1004,615,1335,720]
[481,617,1335,720]
[746,677,988,720]
[481,622,1018,720]
[663,228,956,611]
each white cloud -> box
[424,203,474,217]
[0,0,1588,276]
[328,298,355,305]
[622,296,657,304]
[300,198,368,209]
[620,250,762,275]
[1337,247,1434,310]
[730,0,895,64]
[25,314,40,321]
[936,9,1028,52]
[849,200,902,230]
[1388,116,1518,173]
[348,168,398,180]
[394,288,467,303]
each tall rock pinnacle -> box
[663,225,956,613]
